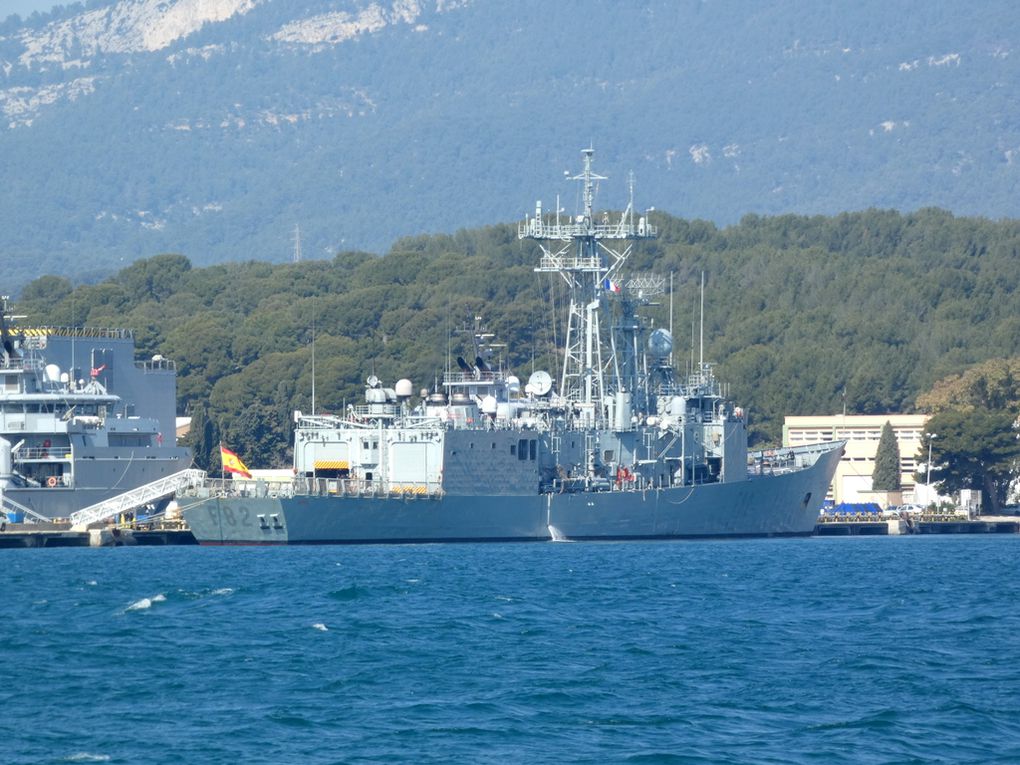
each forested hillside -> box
[14,208,1020,467]
[2,0,1019,291]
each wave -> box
[63,754,110,763]
[126,593,166,612]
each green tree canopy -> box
[916,357,1020,413]
[872,421,901,491]
[14,210,1020,469]
[917,410,1020,513]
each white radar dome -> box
[395,379,413,398]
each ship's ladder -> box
[69,469,207,531]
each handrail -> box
[69,469,207,530]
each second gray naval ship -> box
[0,297,190,522]
[179,149,843,544]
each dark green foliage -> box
[19,275,72,304]
[871,421,901,491]
[14,207,1020,469]
[186,401,219,472]
[917,412,1020,513]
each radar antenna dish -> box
[528,370,552,397]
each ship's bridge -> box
[442,369,513,401]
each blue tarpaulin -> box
[824,502,882,515]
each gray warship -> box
[0,297,190,521]
[179,149,843,544]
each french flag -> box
[603,278,621,293]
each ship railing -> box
[350,404,398,419]
[535,255,602,272]
[26,326,132,340]
[295,413,444,430]
[309,478,443,500]
[295,413,347,429]
[519,220,657,241]
[184,477,296,499]
[748,441,844,476]
[443,370,505,384]
[136,358,176,372]
[13,446,72,461]
[0,356,44,371]
[189,476,445,500]
[655,383,687,397]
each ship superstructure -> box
[0,297,190,521]
[179,149,843,544]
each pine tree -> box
[872,420,902,491]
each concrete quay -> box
[0,522,196,548]
[815,515,1020,536]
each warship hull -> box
[181,443,841,545]
[3,451,190,520]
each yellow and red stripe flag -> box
[220,444,252,479]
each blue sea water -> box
[3,536,1020,764]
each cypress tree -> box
[872,420,902,491]
[186,402,219,472]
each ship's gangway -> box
[70,469,206,530]
[0,491,50,523]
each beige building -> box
[783,414,933,506]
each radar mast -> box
[519,148,657,426]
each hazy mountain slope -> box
[1,0,1018,291]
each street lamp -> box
[926,434,937,504]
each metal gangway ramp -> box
[70,469,207,531]
[1,491,51,523]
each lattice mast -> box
[519,148,657,426]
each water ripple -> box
[2,538,1019,763]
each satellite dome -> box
[648,328,673,358]
[395,379,413,398]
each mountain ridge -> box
[1,0,1018,292]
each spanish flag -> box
[220,444,252,479]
